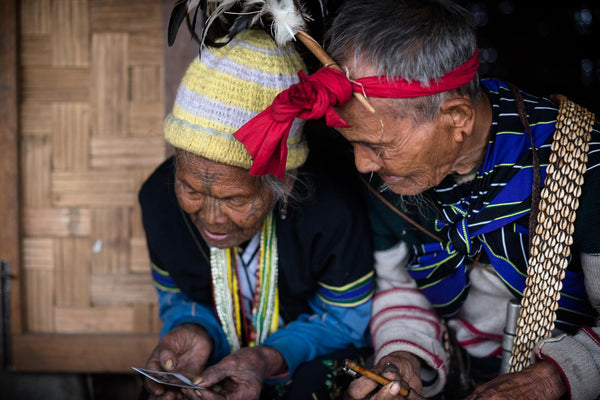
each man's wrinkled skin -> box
[463,361,566,400]
[344,350,567,400]
[337,68,570,399]
[145,323,214,400]
[344,351,422,400]
[182,346,286,400]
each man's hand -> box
[344,351,423,400]
[464,360,567,400]
[182,345,286,400]
[145,323,214,400]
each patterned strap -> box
[508,98,595,372]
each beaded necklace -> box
[210,212,279,352]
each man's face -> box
[174,152,274,249]
[335,96,463,196]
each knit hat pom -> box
[164,29,308,172]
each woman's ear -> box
[440,97,475,142]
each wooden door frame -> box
[0,0,22,341]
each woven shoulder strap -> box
[508,97,595,372]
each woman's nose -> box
[200,198,228,225]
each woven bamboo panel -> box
[22,238,55,332]
[24,208,92,237]
[18,0,168,352]
[91,207,130,275]
[53,103,90,171]
[54,306,134,333]
[21,134,52,208]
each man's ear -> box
[440,97,475,142]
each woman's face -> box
[174,152,275,249]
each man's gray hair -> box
[325,0,481,122]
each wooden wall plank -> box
[90,136,165,168]
[91,208,130,275]
[24,270,55,332]
[54,306,133,333]
[24,208,92,237]
[20,101,52,136]
[52,0,90,67]
[52,170,137,207]
[91,1,162,33]
[91,33,128,137]
[21,67,90,102]
[129,237,149,274]
[20,34,52,66]
[150,303,162,333]
[91,274,155,305]
[20,0,52,35]
[55,237,91,307]
[52,103,90,171]
[129,101,164,136]
[22,238,55,332]
[133,303,152,333]
[129,32,164,66]
[12,333,158,372]
[130,65,163,101]
[23,238,54,271]
[21,135,52,208]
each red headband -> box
[234,49,479,179]
[353,49,479,98]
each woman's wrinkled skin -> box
[143,151,289,400]
[174,151,276,249]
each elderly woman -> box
[138,30,374,400]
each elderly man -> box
[317,1,600,399]
[236,0,600,399]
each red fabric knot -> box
[234,68,353,180]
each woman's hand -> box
[182,345,286,400]
[144,323,214,400]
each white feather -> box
[264,0,307,45]
[200,0,243,46]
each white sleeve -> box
[534,252,600,400]
[371,241,449,396]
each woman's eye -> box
[227,197,247,206]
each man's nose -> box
[353,145,382,174]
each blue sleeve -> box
[262,294,372,377]
[156,287,230,364]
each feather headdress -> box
[167,0,335,48]
[167,0,374,112]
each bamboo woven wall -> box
[19,0,166,337]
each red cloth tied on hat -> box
[235,49,479,179]
[234,68,352,179]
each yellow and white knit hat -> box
[164,29,308,171]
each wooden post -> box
[0,0,23,346]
